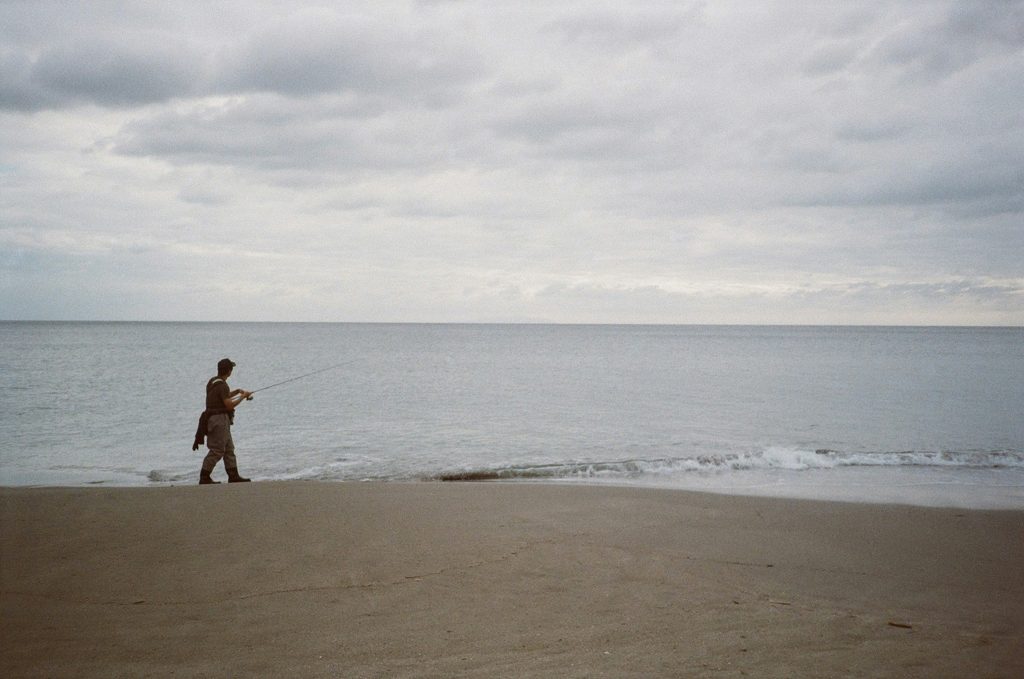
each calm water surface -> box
[1,322,1021,507]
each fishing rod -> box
[246,360,356,398]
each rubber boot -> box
[226,467,251,483]
[199,469,220,485]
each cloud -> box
[35,38,200,107]
[1,36,203,111]
[213,8,481,101]
[1,0,1022,324]
[1,5,481,111]
[111,94,476,175]
[867,1,1024,81]
[545,6,699,46]
[457,276,1024,326]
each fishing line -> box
[248,360,356,396]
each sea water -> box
[1,322,1021,508]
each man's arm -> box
[222,390,252,410]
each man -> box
[199,358,253,484]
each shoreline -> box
[3,481,1022,677]
[4,467,1024,511]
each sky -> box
[1,1,1022,324]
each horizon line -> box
[1,319,1021,329]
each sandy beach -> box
[2,482,1021,678]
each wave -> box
[142,447,1024,487]
[432,448,1024,482]
[147,469,192,483]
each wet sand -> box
[2,482,1022,678]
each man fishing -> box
[196,358,253,484]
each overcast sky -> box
[1,1,1022,324]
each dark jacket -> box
[192,378,234,451]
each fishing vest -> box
[205,377,231,412]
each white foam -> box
[645,466,1024,510]
[440,448,1024,509]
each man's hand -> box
[225,390,253,409]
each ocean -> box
[1,322,1022,508]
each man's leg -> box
[200,414,229,484]
[221,423,250,483]
[200,449,223,484]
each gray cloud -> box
[2,0,1022,324]
[1,4,481,111]
[802,42,862,77]
[33,38,200,107]
[111,95,472,173]
[545,6,699,46]
[213,8,481,100]
[867,2,1024,81]
[1,33,203,111]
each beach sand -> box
[2,482,1021,678]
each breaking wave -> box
[432,448,1024,482]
